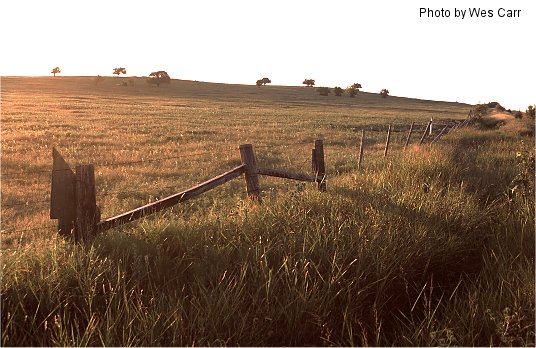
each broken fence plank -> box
[97,164,246,232]
[50,147,76,236]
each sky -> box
[1,0,534,110]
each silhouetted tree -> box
[380,89,389,98]
[51,67,61,77]
[334,87,344,96]
[113,67,126,77]
[303,79,315,87]
[256,77,271,87]
[316,87,330,96]
[147,71,171,87]
[350,83,362,91]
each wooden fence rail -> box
[97,164,247,233]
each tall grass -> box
[2,126,533,346]
[1,77,534,345]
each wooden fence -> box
[50,140,326,242]
[50,117,468,242]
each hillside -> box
[1,76,533,346]
[1,76,470,115]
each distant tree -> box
[51,67,61,77]
[380,89,389,98]
[303,79,315,87]
[147,71,171,87]
[316,87,330,96]
[333,86,344,96]
[526,105,535,118]
[350,83,362,91]
[256,77,271,87]
[113,67,127,77]
[347,87,358,98]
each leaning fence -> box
[1,117,469,242]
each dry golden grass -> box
[1,77,534,346]
[1,76,470,247]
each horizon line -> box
[1,75,475,106]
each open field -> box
[1,76,470,243]
[1,76,534,346]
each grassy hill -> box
[1,76,534,346]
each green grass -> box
[1,77,534,346]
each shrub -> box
[526,105,535,118]
[333,87,344,96]
[468,104,490,119]
[347,87,358,98]
[380,89,389,98]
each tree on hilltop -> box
[334,87,344,96]
[380,89,389,98]
[51,67,61,77]
[256,77,271,87]
[147,71,171,87]
[303,79,315,87]
[350,83,362,91]
[113,67,127,77]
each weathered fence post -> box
[75,164,99,242]
[419,119,432,145]
[314,140,326,191]
[311,148,317,173]
[429,118,433,135]
[358,129,365,170]
[404,122,414,151]
[51,148,76,237]
[384,125,392,157]
[239,144,262,202]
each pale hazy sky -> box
[1,0,534,109]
